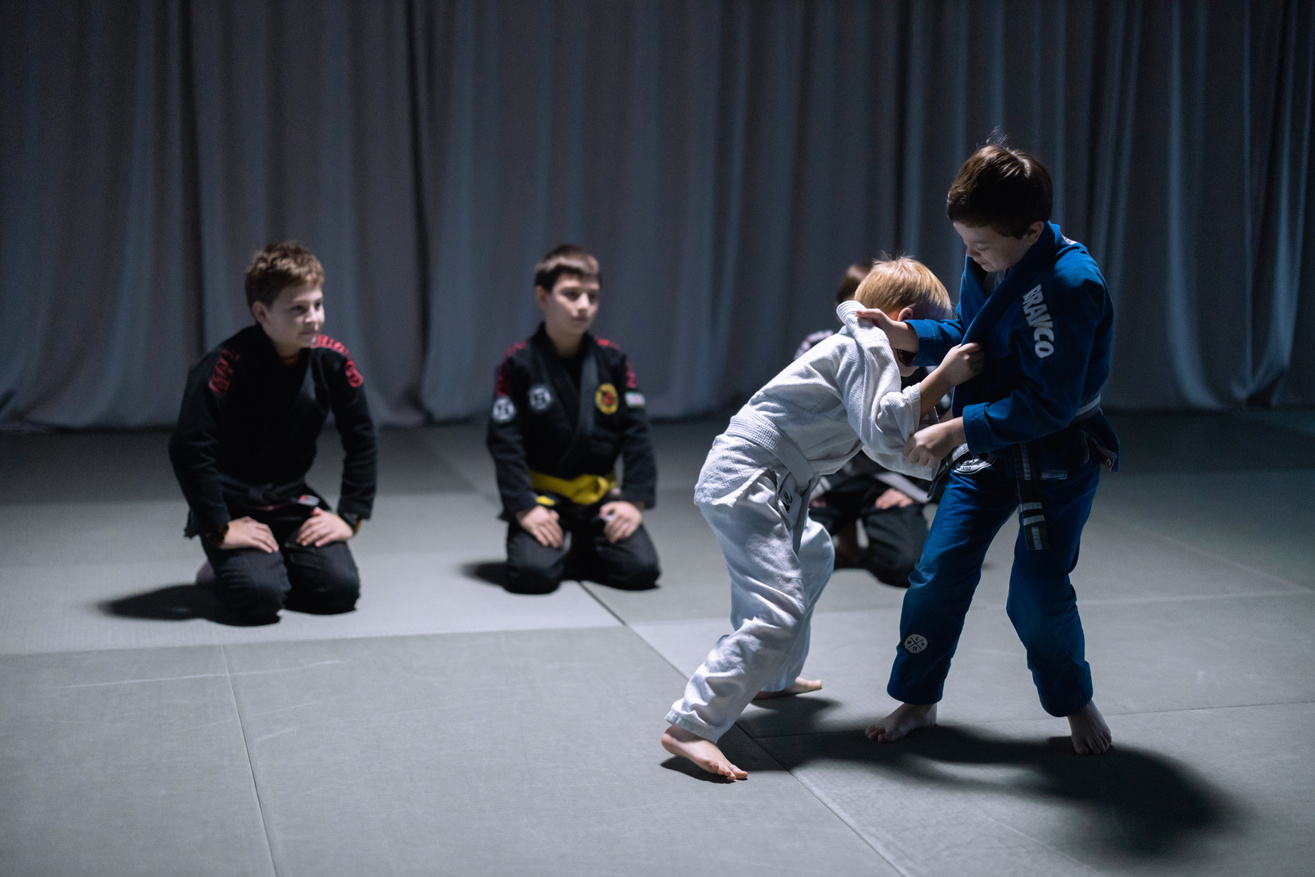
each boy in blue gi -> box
[862,145,1119,755]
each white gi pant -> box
[665,454,835,742]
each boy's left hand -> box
[598,500,642,543]
[940,342,985,385]
[904,419,965,468]
[296,508,355,547]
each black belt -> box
[931,394,1104,551]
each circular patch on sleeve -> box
[528,384,554,413]
[594,382,619,415]
[491,396,517,423]
[902,634,928,654]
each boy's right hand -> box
[218,516,279,553]
[517,505,563,548]
[940,342,985,386]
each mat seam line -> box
[222,643,280,877]
[590,584,904,873]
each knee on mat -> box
[504,561,560,594]
[224,576,288,621]
[299,570,361,614]
[610,557,660,590]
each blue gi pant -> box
[887,455,1101,717]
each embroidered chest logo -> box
[595,383,619,415]
[491,396,516,423]
[528,384,554,413]
[1021,285,1055,358]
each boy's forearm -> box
[916,364,954,419]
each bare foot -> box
[1067,700,1112,755]
[661,725,748,780]
[754,677,823,700]
[864,702,937,743]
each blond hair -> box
[854,257,951,320]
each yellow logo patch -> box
[595,382,619,415]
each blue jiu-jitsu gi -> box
[666,300,935,742]
[888,222,1119,717]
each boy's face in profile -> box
[953,221,1043,274]
[536,273,599,342]
[252,283,325,357]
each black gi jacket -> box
[487,325,657,520]
[169,325,378,538]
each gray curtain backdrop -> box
[2,0,1312,428]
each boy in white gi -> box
[661,258,983,779]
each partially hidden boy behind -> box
[862,144,1120,755]
[797,262,939,587]
[487,244,660,594]
[170,241,377,623]
[662,258,983,780]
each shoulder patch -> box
[314,334,365,387]
[491,396,517,423]
[624,391,645,408]
[208,348,240,397]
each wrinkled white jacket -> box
[697,300,934,506]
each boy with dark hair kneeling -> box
[863,144,1119,755]
[170,241,377,623]
[487,244,660,594]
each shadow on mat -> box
[97,584,273,626]
[461,559,659,593]
[462,560,508,587]
[760,722,1239,860]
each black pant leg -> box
[202,539,291,622]
[861,502,929,587]
[573,514,661,590]
[281,538,362,614]
[505,520,569,593]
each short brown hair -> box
[946,144,1053,238]
[835,262,870,305]
[854,257,951,320]
[245,241,324,308]
[534,244,600,291]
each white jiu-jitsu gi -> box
[666,299,936,741]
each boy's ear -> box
[534,285,549,309]
[250,301,269,324]
[896,306,916,323]
[1023,221,1045,244]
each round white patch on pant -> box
[903,634,928,654]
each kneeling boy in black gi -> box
[170,241,378,623]
[487,244,660,594]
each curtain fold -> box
[2,0,1311,429]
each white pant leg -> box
[666,471,835,741]
[760,515,834,692]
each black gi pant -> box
[505,500,660,594]
[202,504,361,621]
[807,475,928,588]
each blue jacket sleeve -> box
[906,315,965,369]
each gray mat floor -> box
[1,412,1313,876]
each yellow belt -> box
[529,470,617,506]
